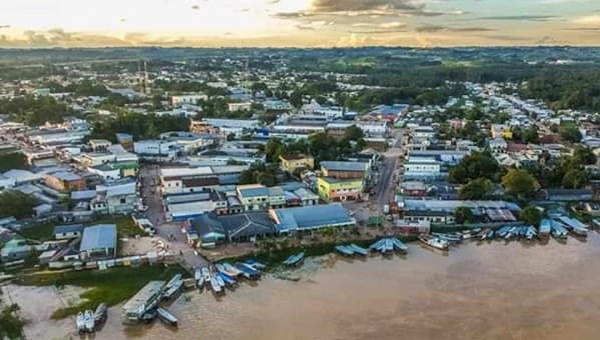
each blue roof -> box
[54,224,84,235]
[52,171,82,181]
[238,187,269,198]
[80,224,117,252]
[320,161,367,172]
[71,190,97,200]
[274,204,355,232]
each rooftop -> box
[273,203,355,232]
[320,161,368,172]
[80,224,117,252]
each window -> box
[120,198,126,204]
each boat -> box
[215,274,225,288]
[244,259,266,269]
[385,239,394,252]
[593,219,600,228]
[335,245,355,256]
[283,252,305,266]
[94,303,107,324]
[210,277,223,293]
[141,309,157,324]
[157,308,178,327]
[165,274,182,290]
[237,263,260,275]
[201,267,211,281]
[369,239,386,251]
[197,276,205,288]
[349,244,369,256]
[418,235,449,250]
[84,310,95,332]
[223,263,243,276]
[432,233,462,243]
[235,263,258,279]
[390,238,408,252]
[487,230,495,240]
[194,268,203,281]
[163,279,183,300]
[218,272,237,286]
[76,312,86,333]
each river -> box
[16,233,600,340]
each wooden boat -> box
[432,233,462,243]
[210,277,222,293]
[369,239,386,251]
[283,252,305,266]
[390,238,408,252]
[84,310,95,332]
[197,276,205,289]
[223,263,243,276]
[76,312,85,333]
[215,274,225,288]
[335,245,355,256]
[165,274,182,290]
[218,272,237,286]
[201,267,211,281]
[418,235,449,250]
[157,308,178,327]
[194,268,202,281]
[349,244,369,256]
[94,303,107,324]
[244,259,266,269]
[141,309,157,324]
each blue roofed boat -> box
[390,238,408,252]
[235,263,259,279]
[244,259,266,270]
[335,245,355,256]
[157,308,177,327]
[223,263,243,277]
[218,272,237,286]
[369,239,385,251]
[348,244,369,256]
[283,252,305,266]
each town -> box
[2,47,600,339]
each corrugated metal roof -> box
[274,204,355,232]
[320,161,367,172]
[80,224,117,252]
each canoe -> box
[390,238,408,252]
[157,308,178,327]
[84,310,95,333]
[218,272,237,285]
[210,277,222,293]
[197,277,205,288]
[194,268,203,281]
[245,259,266,269]
[215,274,225,288]
[76,312,85,333]
[94,303,107,323]
[349,244,369,256]
[335,245,355,256]
[165,274,182,290]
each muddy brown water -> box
[24,233,600,340]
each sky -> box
[0,0,599,47]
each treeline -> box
[0,96,70,125]
[90,112,190,141]
[0,153,28,173]
[0,191,37,219]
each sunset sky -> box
[0,0,599,47]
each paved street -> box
[373,128,405,211]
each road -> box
[139,164,209,270]
[373,128,405,210]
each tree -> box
[344,125,364,141]
[459,178,494,200]
[449,151,500,184]
[572,146,597,165]
[0,191,37,219]
[560,125,582,143]
[519,206,542,227]
[502,169,536,199]
[289,90,303,108]
[455,207,474,224]
[0,153,27,173]
[562,169,589,189]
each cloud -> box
[0,25,10,29]
[572,15,600,25]
[295,20,334,31]
[273,0,445,19]
[378,22,406,29]
[415,24,494,33]
[479,15,556,21]
[415,24,446,32]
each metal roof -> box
[80,224,117,252]
[51,171,82,182]
[238,185,269,198]
[320,161,367,172]
[274,204,355,232]
[54,224,84,235]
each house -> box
[92,181,137,214]
[488,138,508,154]
[491,124,513,139]
[79,224,117,260]
[237,184,270,211]
[89,139,112,152]
[401,199,521,225]
[1,239,34,263]
[317,177,363,202]
[53,224,85,240]
[400,181,427,197]
[270,203,356,234]
[88,164,121,182]
[133,140,178,162]
[45,172,86,191]
[189,215,227,248]
[402,159,442,180]
[228,102,253,112]
[320,161,369,179]
[279,154,314,173]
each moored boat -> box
[84,310,95,333]
[418,234,449,250]
[76,312,85,333]
[157,308,178,327]
[210,276,223,294]
[94,303,107,324]
[349,244,369,256]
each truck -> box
[383,204,390,214]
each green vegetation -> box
[449,151,500,184]
[519,206,542,227]
[0,153,28,173]
[19,216,142,242]
[502,169,537,200]
[523,148,595,189]
[0,96,70,125]
[90,112,189,141]
[0,191,37,219]
[511,126,540,144]
[559,125,582,143]
[454,207,475,224]
[17,265,187,320]
[0,301,25,340]
[239,163,280,187]
[459,178,494,200]
[18,222,55,242]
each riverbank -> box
[14,264,187,319]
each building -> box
[401,199,520,225]
[317,177,363,202]
[399,181,427,197]
[164,190,227,222]
[160,166,248,194]
[270,203,355,234]
[1,239,34,263]
[27,128,91,145]
[488,138,508,154]
[89,139,112,152]
[92,181,137,214]
[491,124,513,139]
[402,159,442,180]
[88,164,121,182]
[133,140,178,162]
[228,102,253,112]
[45,172,86,191]
[171,94,207,106]
[280,154,314,173]
[188,215,227,248]
[237,184,270,211]
[79,224,117,260]
[191,211,276,244]
[158,131,215,154]
[53,224,84,240]
[0,174,16,191]
[320,161,369,179]
[407,150,467,166]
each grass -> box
[16,264,188,320]
[0,303,25,340]
[18,215,143,242]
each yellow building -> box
[317,177,363,202]
[491,124,513,140]
[279,154,314,173]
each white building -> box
[228,102,253,112]
[326,121,388,137]
[403,159,442,179]
[171,94,208,107]
[203,118,260,130]
[133,140,178,162]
